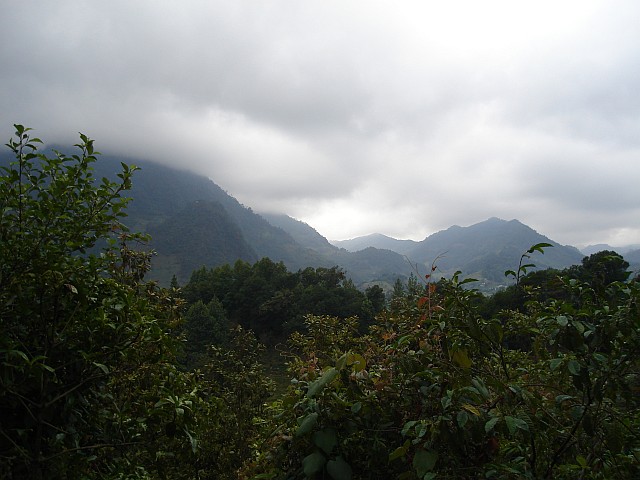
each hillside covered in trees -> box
[2,127,639,479]
[1,149,603,292]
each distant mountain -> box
[334,218,586,290]
[258,213,411,285]
[581,244,640,256]
[625,249,640,276]
[332,233,419,255]
[2,151,595,290]
[405,218,584,285]
[147,200,257,281]
[334,247,413,286]
[626,249,640,262]
[85,156,411,286]
[259,213,336,253]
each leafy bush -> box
[247,258,640,479]
[0,127,200,479]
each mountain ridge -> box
[255,212,589,291]
[2,151,620,290]
[332,233,419,255]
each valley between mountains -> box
[85,156,638,292]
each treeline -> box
[479,249,633,318]
[180,259,386,348]
[2,127,639,479]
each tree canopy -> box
[0,126,270,479]
[2,125,638,479]
[181,259,382,345]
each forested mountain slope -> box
[259,213,412,286]
[82,155,410,285]
[330,217,586,289]
[406,217,584,283]
[0,151,591,289]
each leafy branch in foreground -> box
[504,242,554,288]
[0,126,194,479]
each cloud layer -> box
[2,0,639,246]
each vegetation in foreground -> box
[1,126,639,478]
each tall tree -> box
[577,250,630,287]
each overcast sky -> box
[2,1,639,247]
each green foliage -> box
[504,242,554,287]
[570,250,631,291]
[182,260,378,345]
[246,246,640,479]
[482,249,633,319]
[4,126,637,479]
[148,200,257,282]
[0,126,198,479]
[181,298,230,368]
[193,326,274,479]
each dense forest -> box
[1,127,639,479]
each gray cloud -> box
[2,0,639,248]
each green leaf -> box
[336,353,348,370]
[307,367,339,398]
[296,412,319,437]
[302,451,326,477]
[401,420,417,436]
[549,358,563,370]
[451,349,472,368]
[41,363,56,373]
[485,416,499,433]
[347,352,366,373]
[3,349,30,363]
[472,378,490,399]
[313,428,338,455]
[555,394,573,405]
[93,362,109,374]
[413,449,438,477]
[592,353,607,364]
[457,410,469,428]
[567,360,581,376]
[462,403,481,416]
[570,405,584,421]
[327,456,352,480]
[183,428,198,453]
[487,322,504,343]
[528,242,553,254]
[504,416,529,435]
[389,440,410,461]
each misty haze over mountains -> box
[113,157,640,288]
[2,152,638,290]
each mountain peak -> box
[331,233,419,255]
